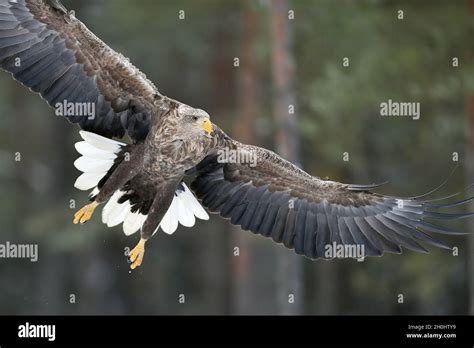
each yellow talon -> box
[73,201,98,224]
[129,239,146,270]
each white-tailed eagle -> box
[0,0,472,269]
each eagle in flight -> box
[0,0,472,269]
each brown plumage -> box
[0,0,472,269]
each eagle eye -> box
[192,116,199,121]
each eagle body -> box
[93,102,218,242]
[0,0,472,269]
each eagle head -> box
[178,104,213,138]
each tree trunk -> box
[230,0,260,314]
[270,0,303,315]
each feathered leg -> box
[129,180,179,269]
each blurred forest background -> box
[0,0,473,315]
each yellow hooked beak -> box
[199,118,213,136]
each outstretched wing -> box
[0,0,162,141]
[191,137,473,260]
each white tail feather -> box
[123,212,147,236]
[107,201,131,228]
[74,157,114,173]
[160,200,178,234]
[175,194,195,227]
[182,184,209,220]
[79,131,125,152]
[74,131,124,194]
[74,172,107,191]
[101,190,124,224]
[157,184,209,235]
[75,142,117,160]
